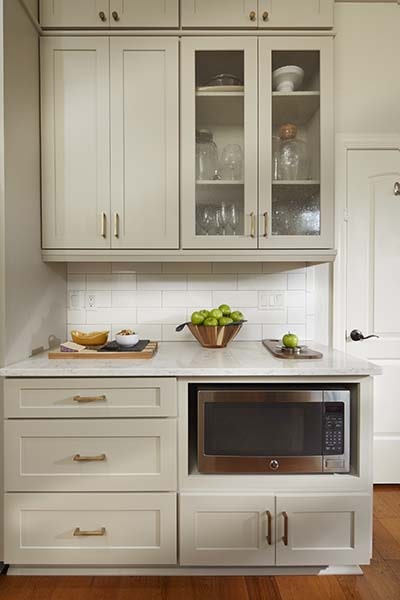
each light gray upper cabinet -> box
[40,0,179,28]
[259,1,334,29]
[40,0,111,28]
[41,37,179,250]
[109,1,179,28]
[182,0,333,29]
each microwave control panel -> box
[323,403,344,455]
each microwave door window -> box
[203,402,323,457]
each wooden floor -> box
[1,485,399,600]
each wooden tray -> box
[49,342,158,360]
[262,339,323,360]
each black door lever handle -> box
[350,329,379,342]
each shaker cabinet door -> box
[259,0,334,29]
[40,0,110,28]
[181,0,258,29]
[41,37,111,249]
[109,0,179,28]
[110,38,179,249]
[276,494,372,566]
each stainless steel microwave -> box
[197,387,350,474]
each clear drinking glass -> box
[227,203,239,235]
[221,144,243,181]
[196,130,219,181]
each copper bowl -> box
[187,323,242,348]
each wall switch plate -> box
[68,291,85,310]
[258,291,285,310]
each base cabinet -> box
[180,493,372,567]
[5,493,177,565]
[179,494,276,566]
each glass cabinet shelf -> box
[196,90,245,97]
[272,180,320,185]
[196,180,244,185]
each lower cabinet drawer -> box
[5,419,177,492]
[179,493,276,566]
[5,493,177,565]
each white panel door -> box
[180,494,275,566]
[110,38,179,249]
[259,0,334,29]
[276,494,372,566]
[41,37,110,249]
[345,148,400,482]
[5,493,177,565]
[5,419,177,492]
[40,0,110,28]
[181,1,258,28]
[110,0,178,27]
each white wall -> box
[1,0,66,365]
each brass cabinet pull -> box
[100,212,106,238]
[99,11,107,22]
[262,11,269,21]
[249,10,256,21]
[263,211,269,237]
[266,510,272,545]
[282,511,289,546]
[250,212,256,238]
[73,395,107,403]
[112,11,120,21]
[73,527,106,537]
[394,182,400,196]
[73,453,106,462]
[114,212,120,238]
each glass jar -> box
[277,123,309,181]
[196,130,219,181]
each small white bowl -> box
[272,65,304,93]
[115,333,139,347]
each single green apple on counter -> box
[282,332,299,348]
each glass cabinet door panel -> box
[259,38,333,249]
[182,38,258,249]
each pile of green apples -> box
[191,305,244,327]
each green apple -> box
[218,304,232,316]
[204,317,218,327]
[219,317,233,326]
[210,308,223,320]
[191,311,205,326]
[230,311,244,322]
[199,309,210,318]
[282,332,299,348]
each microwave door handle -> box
[266,510,272,545]
[282,511,289,546]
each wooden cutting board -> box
[263,339,323,359]
[49,341,158,360]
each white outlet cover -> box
[258,291,285,310]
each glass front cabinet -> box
[181,37,333,250]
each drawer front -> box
[5,492,177,565]
[5,419,177,492]
[179,493,275,566]
[4,378,177,418]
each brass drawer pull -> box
[282,511,289,546]
[73,453,106,462]
[262,11,269,21]
[263,211,268,237]
[114,212,120,238]
[266,510,272,545]
[73,527,106,537]
[394,182,400,196]
[99,11,107,22]
[249,10,256,21]
[73,395,107,403]
[250,212,256,238]
[100,212,106,238]
[112,11,120,21]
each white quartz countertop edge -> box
[0,342,382,377]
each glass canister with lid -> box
[277,123,310,181]
[196,129,219,181]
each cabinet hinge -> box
[343,208,349,222]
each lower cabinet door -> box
[5,493,177,565]
[5,419,177,492]
[276,494,372,566]
[179,494,275,566]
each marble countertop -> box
[0,342,381,378]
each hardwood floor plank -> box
[276,575,348,600]
[163,576,194,600]
[372,518,400,560]
[245,576,282,600]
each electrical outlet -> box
[87,294,96,308]
[258,291,285,310]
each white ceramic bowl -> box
[272,65,304,93]
[115,332,139,347]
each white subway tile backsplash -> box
[67,264,317,342]
[163,291,212,308]
[238,274,287,291]
[189,274,237,291]
[138,274,187,291]
[212,290,258,308]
